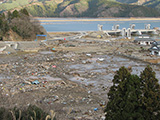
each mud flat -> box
[0,33,160,119]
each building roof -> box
[134,37,155,42]
[155,41,160,45]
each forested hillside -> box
[143,0,160,10]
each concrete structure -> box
[103,24,157,37]
[122,28,126,37]
[98,24,103,31]
[134,36,155,45]
[145,24,151,30]
[0,41,43,54]
[112,25,120,31]
[127,28,131,39]
[130,24,135,30]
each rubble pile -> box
[0,35,160,119]
[83,31,110,39]
[0,46,106,119]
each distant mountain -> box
[25,0,160,17]
[116,0,138,4]
[143,0,160,10]
[116,0,153,5]
[0,0,160,17]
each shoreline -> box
[37,17,160,22]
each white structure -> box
[122,28,126,37]
[137,30,142,35]
[6,43,19,50]
[130,24,135,30]
[127,28,131,39]
[14,43,19,49]
[0,46,6,52]
[115,25,119,30]
[98,24,103,31]
[145,24,151,30]
[112,25,119,30]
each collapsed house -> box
[149,41,160,55]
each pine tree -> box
[105,67,143,120]
[139,66,160,120]
[0,14,9,35]
[7,11,12,23]
[12,10,20,19]
[105,66,160,120]
[1,13,5,19]
[20,8,29,16]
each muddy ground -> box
[0,32,160,120]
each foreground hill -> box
[0,9,46,41]
[0,0,160,17]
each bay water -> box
[39,18,160,32]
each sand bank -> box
[38,17,160,22]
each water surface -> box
[38,18,160,32]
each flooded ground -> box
[62,52,160,100]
